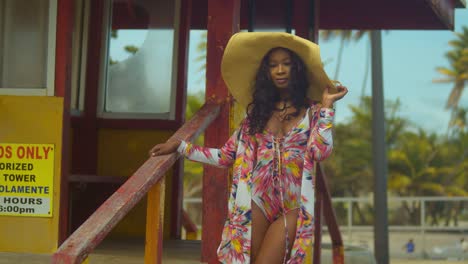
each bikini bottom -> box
[252,197,299,223]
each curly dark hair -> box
[246,47,310,135]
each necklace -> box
[273,101,296,122]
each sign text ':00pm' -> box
[0,205,35,214]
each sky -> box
[186,8,468,133]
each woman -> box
[150,32,348,264]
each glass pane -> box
[105,0,176,115]
[0,0,49,88]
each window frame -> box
[70,0,90,115]
[97,0,181,120]
[0,0,57,96]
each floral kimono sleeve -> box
[177,126,242,168]
[307,105,335,161]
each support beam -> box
[203,0,240,262]
[55,0,74,243]
[171,0,192,240]
[247,0,255,32]
[293,0,319,42]
[192,0,459,30]
[371,30,389,264]
[72,0,103,175]
[145,180,166,264]
[285,0,293,33]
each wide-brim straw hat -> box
[221,32,337,108]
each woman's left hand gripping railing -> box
[52,102,221,264]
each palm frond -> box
[432,78,455,83]
[436,67,457,77]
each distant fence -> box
[183,196,468,259]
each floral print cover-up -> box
[177,102,335,263]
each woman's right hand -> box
[149,139,181,157]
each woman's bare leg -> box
[254,209,299,264]
[251,201,270,262]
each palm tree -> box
[320,30,352,80]
[433,26,468,127]
[449,107,467,133]
[321,30,374,106]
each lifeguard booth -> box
[0,0,465,263]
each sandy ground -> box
[391,262,463,264]
[1,232,467,264]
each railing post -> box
[421,198,426,258]
[313,191,323,264]
[145,179,166,264]
[348,200,352,242]
[204,0,240,262]
[317,164,344,264]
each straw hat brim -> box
[221,32,336,108]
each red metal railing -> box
[313,164,344,263]
[182,209,199,240]
[53,101,344,263]
[52,103,220,264]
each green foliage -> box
[324,96,409,197]
[434,26,468,131]
[324,96,468,225]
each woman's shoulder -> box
[237,116,251,132]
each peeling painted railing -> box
[182,209,199,240]
[313,164,344,263]
[52,102,220,264]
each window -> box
[99,0,180,119]
[0,0,57,96]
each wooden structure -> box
[0,0,464,263]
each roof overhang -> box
[191,0,465,30]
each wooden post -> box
[293,0,320,42]
[313,191,323,264]
[317,165,344,264]
[55,0,74,243]
[170,0,192,240]
[145,179,166,264]
[203,0,240,262]
[170,0,193,240]
[71,0,102,175]
[294,1,323,262]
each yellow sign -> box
[0,143,54,217]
